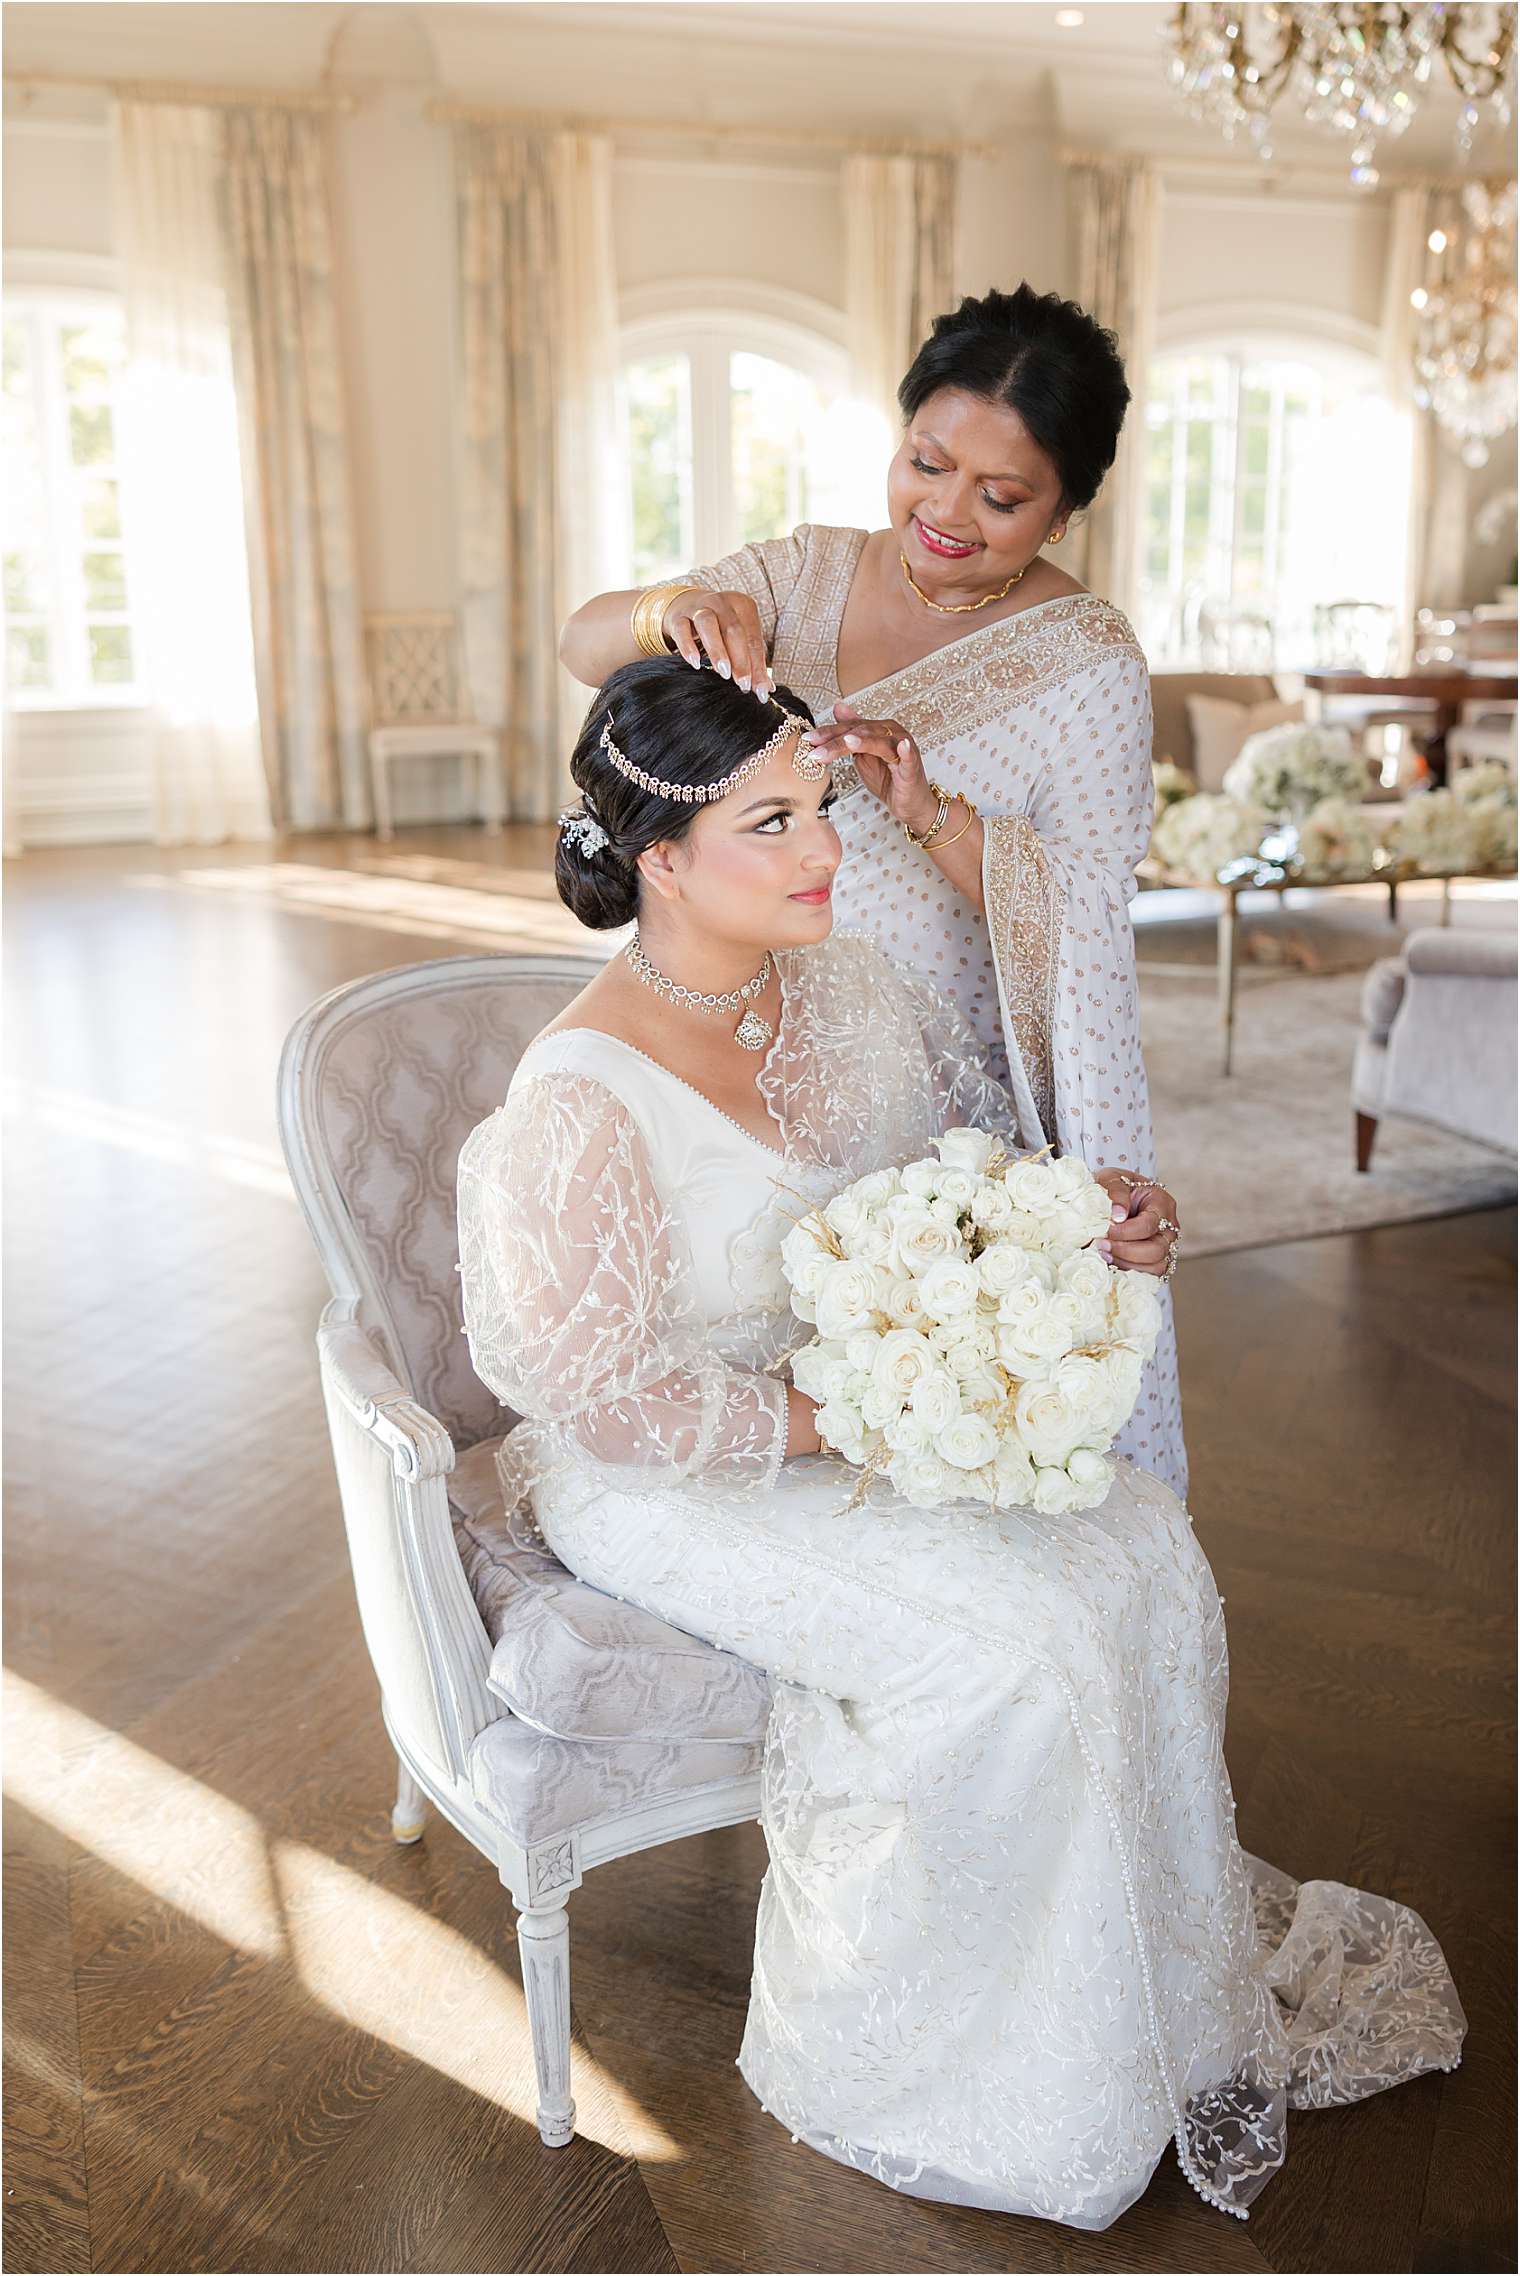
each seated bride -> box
[456,655,1464,2232]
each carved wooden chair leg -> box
[517,1899,576,2146]
[391,1760,428,1844]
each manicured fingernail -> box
[737,674,750,690]
[1096,1241,1113,1260]
[716,660,731,679]
[844,733,861,747]
[688,654,701,669]
[1111,1203,1127,1221]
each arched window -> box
[619,294,866,584]
[4,285,141,702]
[1138,333,1410,668]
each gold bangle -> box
[631,581,703,657]
[927,801,978,852]
[902,794,950,849]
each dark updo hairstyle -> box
[554,655,814,931]
[897,283,1130,512]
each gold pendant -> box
[734,1008,773,1052]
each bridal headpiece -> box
[558,805,610,857]
[599,692,825,806]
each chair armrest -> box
[318,1312,455,1485]
[1405,928,1519,982]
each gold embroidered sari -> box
[689,523,1186,1498]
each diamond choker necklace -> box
[626,933,775,1052]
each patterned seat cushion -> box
[449,1437,773,1746]
[468,1714,761,1849]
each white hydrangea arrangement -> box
[1293,795,1378,881]
[1452,761,1518,870]
[1223,722,1366,816]
[781,1130,1162,1518]
[1151,790,1268,881]
[1380,789,1482,875]
[1152,759,1198,818]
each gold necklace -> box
[899,550,1027,615]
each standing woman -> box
[562,284,1186,1497]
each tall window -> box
[1138,343,1409,668]
[621,313,864,584]
[4,292,141,703]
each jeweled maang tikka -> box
[599,693,824,804]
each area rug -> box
[1137,887,1517,1257]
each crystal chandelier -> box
[1413,179,1518,466]
[1167,5,1516,183]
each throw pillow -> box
[1186,694,1304,792]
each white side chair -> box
[364,613,504,841]
[276,954,769,2147]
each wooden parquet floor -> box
[4,829,1515,2275]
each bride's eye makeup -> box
[753,794,838,834]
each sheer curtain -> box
[842,153,959,460]
[454,124,626,822]
[222,107,369,831]
[112,100,271,845]
[1066,156,1159,623]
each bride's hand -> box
[1096,1169,1181,1280]
[800,702,939,837]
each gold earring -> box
[1049,527,1066,546]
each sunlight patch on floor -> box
[127,863,616,959]
[1,1084,295,1198]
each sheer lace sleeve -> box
[457,1072,788,1499]
[686,527,812,650]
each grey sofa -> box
[1353,928,1519,1169]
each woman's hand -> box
[1095,1170,1181,1280]
[800,702,939,837]
[663,588,774,697]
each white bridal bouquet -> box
[1223,721,1366,817]
[781,1131,1162,1517]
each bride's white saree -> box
[687,525,1186,1498]
[458,932,1465,2232]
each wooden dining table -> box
[1304,670,1518,784]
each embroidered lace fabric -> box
[687,526,1188,1502]
[457,931,1465,2232]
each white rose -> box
[1095,1343,1144,1424]
[900,1160,942,1200]
[788,1341,839,1403]
[1050,1156,1094,1201]
[969,1181,1016,1234]
[891,1449,956,1508]
[1046,1352,1114,1440]
[943,1339,990,1384]
[1031,1463,1089,1515]
[1057,1249,1113,1308]
[785,1245,834,1303]
[883,1275,927,1327]
[957,1364,1006,1410]
[871,1327,937,1402]
[909,1368,961,1433]
[815,1259,883,1340]
[1013,1378,1083,1467]
[932,1167,978,1210]
[992,1438,1036,1507]
[917,1256,983,1323]
[823,1189,871,1244]
[860,1381,902,1432]
[884,1407,933,1456]
[977,1241,1052,1302]
[936,1412,1000,1471]
[854,1219,896,1269]
[998,1306,1077,1372]
[927,1195,963,1227]
[888,1206,961,1276]
[937,1127,997,1175]
[1004,1159,1061,1214]
[852,1168,902,1211]
[1065,1447,1114,1504]
[1111,1271,1163,1351]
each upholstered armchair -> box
[277,955,770,2150]
[1353,928,1519,1170]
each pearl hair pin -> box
[558,806,610,856]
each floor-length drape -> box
[222,107,369,832]
[112,100,271,846]
[842,153,958,445]
[454,125,625,822]
[1067,157,1158,622]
